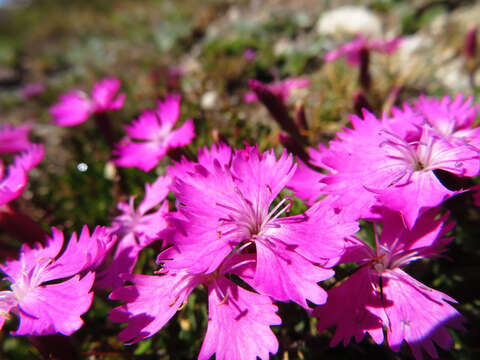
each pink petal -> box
[314,267,386,346]
[383,269,465,360]
[376,171,455,229]
[199,277,280,360]
[91,77,124,111]
[0,162,27,206]
[15,272,94,336]
[286,159,326,205]
[95,233,141,289]
[42,226,111,282]
[137,175,171,215]
[165,118,195,148]
[109,271,202,343]
[15,144,44,172]
[251,241,333,308]
[124,110,161,140]
[0,123,31,154]
[157,93,181,127]
[113,140,166,172]
[50,91,93,126]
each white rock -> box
[201,90,218,110]
[397,34,433,60]
[436,58,469,92]
[449,4,480,29]
[104,162,117,180]
[316,6,382,37]
[274,38,295,56]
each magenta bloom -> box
[464,26,477,60]
[244,78,310,103]
[320,110,479,227]
[0,123,32,154]
[324,35,402,66]
[50,77,125,127]
[20,82,45,99]
[110,253,281,360]
[286,146,330,205]
[0,226,110,336]
[0,144,44,206]
[412,94,480,146]
[314,208,465,359]
[164,145,357,308]
[96,176,170,289]
[113,94,195,172]
[243,48,256,61]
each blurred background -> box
[0,0,479,359]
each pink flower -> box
[321,110,479,227]
[113,94,195,172]
[0,144,44,206]
[324,35,402,66]
[243,48,256,61]
[0,226,110,336]
[96,176,170,289]
[0,123,32,154]
[163,145,357,308]
[244,78,310,103]
[286,146,330,205]
[413,94,480,146]
[314,208,465,359]
[50,77,125,127]
[20,82,45,99]
[110,253,281,360]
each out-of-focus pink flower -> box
[0,226,110,336]
[20,83,45,99]
[0,124,31,155]
[113,94,195,172]
[244,78,310,103]
[324,35,402,66]
[50,77,125,127]
[314,208,465,360]
[464,27,477,60]
[243,48,256,61]
[96,176,170,289]
[0,144,44,206]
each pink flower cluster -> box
[1,72,478,360]
[109,144,358,359]
[286,94,478,358]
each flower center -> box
[11,258,52,300]
[215,186,292,244]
